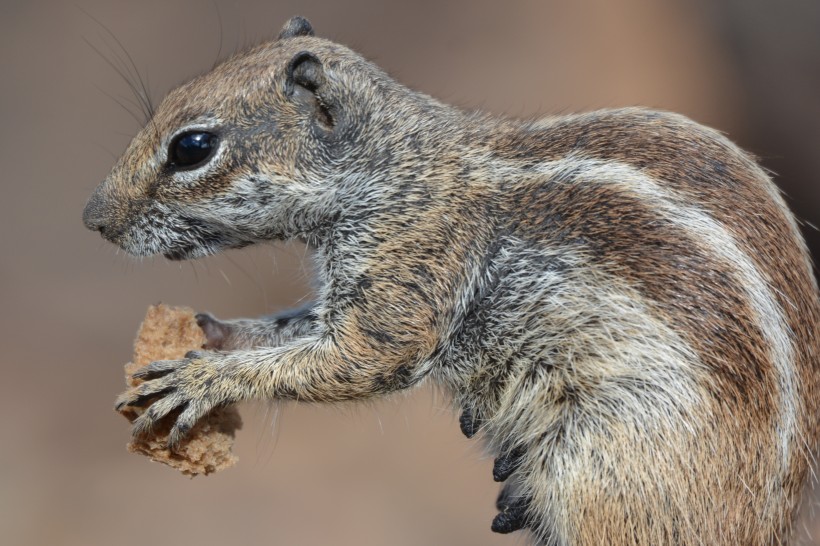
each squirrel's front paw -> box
[115,351,235,449]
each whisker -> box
[211,0,224,70]
[91,140,119,160]
[91,83,144,128]
[225,252,267,304]
[82,37,150,122]
[247,249,270,311]
[188,261,200,284]
[81,8,154,117]
[219,269,232,286]
[96,32,151,118]
[79,7,162,142]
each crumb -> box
[118,304,242,476]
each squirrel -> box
[83,16,820,545]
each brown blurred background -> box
[1,1,818,545]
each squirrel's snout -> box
[82,186,110,234]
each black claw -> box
[459,408,481,438]
[491,496,529,534]
[491,511,525,534]
[129,387,175,408]
[168,423,191,452]
[132,367,172,381]
[493,446,525,482]
[130,368,149,379]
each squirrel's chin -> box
[161,239,254,261]
[162,244,212,261]
[163,249,195,261]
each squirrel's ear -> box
[286,51,326,93]
[286,51,334,129]
[278,16,314,40]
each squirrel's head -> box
[83,16,398,260]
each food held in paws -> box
[118,304,242,476]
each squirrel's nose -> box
[82,187,108,233]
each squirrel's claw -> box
[130,359,183,381]
[459,408,481,438]
[493,446,525,482]
[167,401,208,451]
[115,372,177,409]
[492,492,530,534]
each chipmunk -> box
[83,16,820,545]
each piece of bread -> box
[119,304,242,476]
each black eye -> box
[168,131,218,169]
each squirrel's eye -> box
[168,132,218,169]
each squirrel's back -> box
[442,107,820,544]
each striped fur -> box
[85,17,820,545]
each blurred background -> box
[1,1,818,544]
